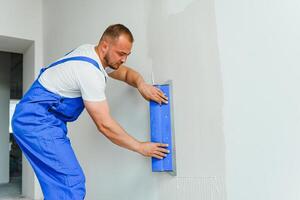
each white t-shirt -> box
[39,44,114,101]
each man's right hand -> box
[138,142,170,159]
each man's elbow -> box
[96,119,115,138]
[96,120,108,134]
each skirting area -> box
[0,177,29,200]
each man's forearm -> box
[123,66,145,88]
[97,117,141,153]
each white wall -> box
[0,0,43,199]
[215,0,300,200]
[23,42,42,200]
[4,0,299,199]
[147,1,226,199]
[43,0,226,199]
[0,52,11,184]
[0,0,43,87]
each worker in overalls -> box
[12,24,169,199]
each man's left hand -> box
[137,82,168,105]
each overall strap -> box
[38,56,106,81]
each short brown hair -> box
[100,24,134,43]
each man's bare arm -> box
[108,65,168,104]
[108,65,143,87]
[84,100,169,159]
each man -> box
[12,24,169,199]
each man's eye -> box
[118,52,128,56]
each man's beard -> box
[104,54,122,70]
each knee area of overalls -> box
[64,170,86,200]
[65,168,86,188]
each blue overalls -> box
[12,56,103,199]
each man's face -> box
[104,35,132,70]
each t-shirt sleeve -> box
[74,64,106,101]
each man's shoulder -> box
[69,44,95,56]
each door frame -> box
[0,35,37,199]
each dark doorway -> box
[9,52,23,190]
[0,51,23,199]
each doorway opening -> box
[0,51,23,199]
[0,35,38,199]
[9,52,23,196]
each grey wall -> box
[43,0,226,199]
[0,52,11,184]
[0,0,43,198]
[22,43,41,199]
[147,1,226,199]
[3,0,300,199]
[215,0,300,200]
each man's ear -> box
[101,40,109,53]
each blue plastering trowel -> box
[149,73,176,176]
